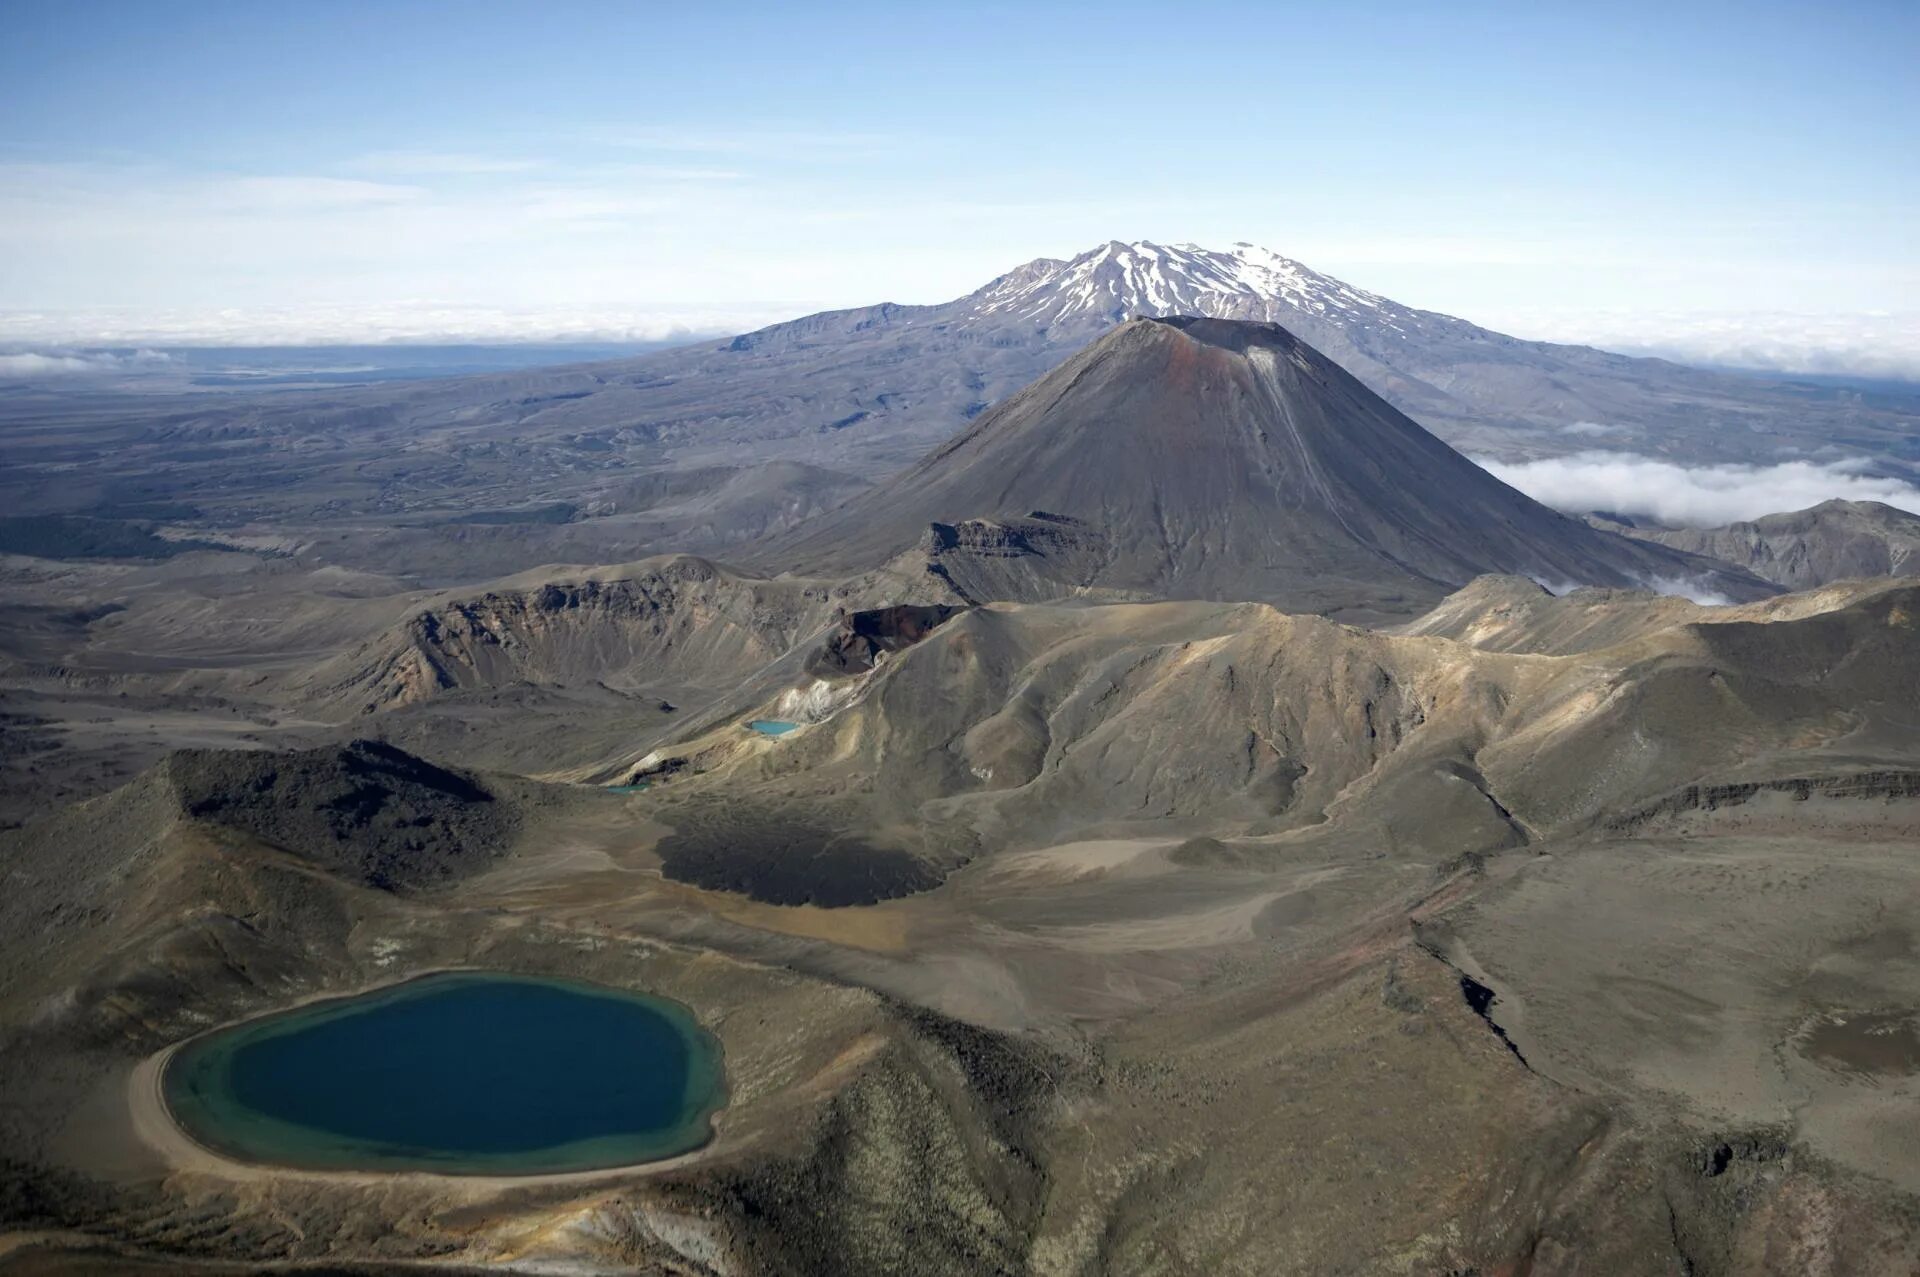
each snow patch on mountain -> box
[968,239,1411,333]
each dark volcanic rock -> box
[806,603,967,678]
[910,514,1114,605]
[1612,770,1920,830]
[164,740,518,891]
[655,806,946,906]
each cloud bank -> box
[0,348,175,378]
[0,306,775,349]
[1634,575,1733,607]
[1497,309,1920,382]
[1477,451,1920,525]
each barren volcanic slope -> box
[768,317,1771,617]
[7,579,1916,1272]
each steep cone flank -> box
[768,317,1771,615]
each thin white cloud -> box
[0,157,829,319]
[1478,450,1920,525]
[0,348,175,378]
[1492,308,1920,381]
[1531,569,1731,606]
[589,125,897,156]
[0,306,774,347]
[209,176,428,209]
[350,151,541,175]
[592,163,747,182]
[1291,233,1624,270]
[0,155,1909,379]
[1635,575,1732,607]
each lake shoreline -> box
[128,966,728,1186]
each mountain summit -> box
[768,317,1772,617]
[966,240,1413,331]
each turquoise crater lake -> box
[162,971,725,1174]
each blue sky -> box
[1,0,1914,369]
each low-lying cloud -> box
[1477,450,1920,526]
[0,348,175,378]
[1635,574,1732,607]
[1495,309,1920,383]
[1531,570,1732,607]
[1561,420,1629,438]
[0,305,780,348]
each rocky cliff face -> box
[300,555,861,715]
[806,603,967,678]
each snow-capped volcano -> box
[288,236,1908,500]
[968,240,1411,332]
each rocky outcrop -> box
[299,555,853,715]
[1609,770,1920,832]
[806,603,968,678]
[903,514,1117,606]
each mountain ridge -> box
[1594,498,1920,589]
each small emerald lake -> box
[748,719,798,736]
[163,971,724,1174]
